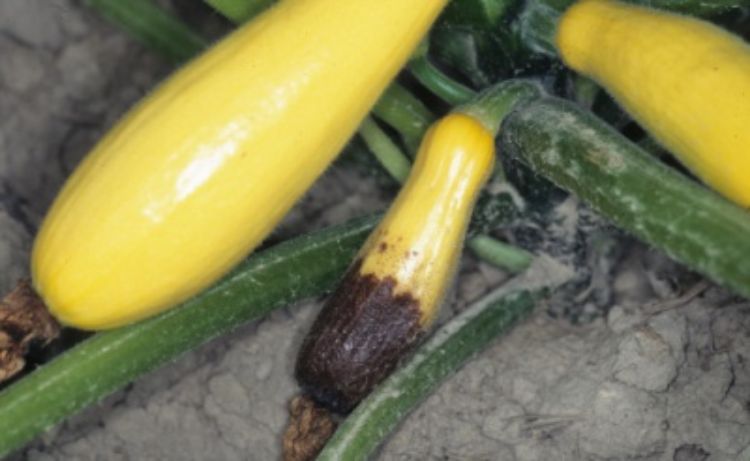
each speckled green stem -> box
[501,97,750,298]
[0,217,377,457]
[318,285,539,460]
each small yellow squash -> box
[32,0,448,330]
[556,0,750,207]
[296,113,495,413]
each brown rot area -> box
[378,242,388,253]
[295,260,423,414]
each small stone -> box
[648,310,688,365]
[613,268,653,303]
[613,326,678,392]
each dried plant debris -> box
[282,395,338,461]
[0,281,60,382]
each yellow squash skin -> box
[31,0,448,330]
[556,0,750,207]
[358,113,495,326]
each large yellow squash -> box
[556,0,750,207]
[32,0,447,330]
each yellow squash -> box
[295,113,495,414]
[356,113,495,326]
[32,0,448,330]
[556,0,750,207]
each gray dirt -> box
[1,1,748,460]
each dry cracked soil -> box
[0,1,749,460]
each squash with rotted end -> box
[295,113,496,414]
[556,0,750,207]
[31,0,449,330]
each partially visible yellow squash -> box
[556,0,750,207]
[32,0,448,330]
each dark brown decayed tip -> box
[0,281,60,382]
[282,395,338,461]
[295,260,424,414]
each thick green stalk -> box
[318,284,539,460]
[501,97,750,298]
[83,0,206,63]
[457,79,544,135]
[0,217,377,457]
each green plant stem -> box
[204,0,275,22]
[457,79,544,135]
[0,217,377,457]
[358,117,411,182]
[409,55,477,105]
[467,235,533,273]
[318,284,540,460]
[83,0,206,63]
[502,97,750,299]
[372,84,436,154]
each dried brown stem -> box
[0,281,60,382]
[282,395,338,461]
